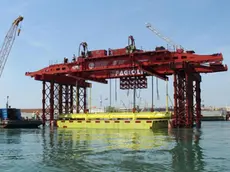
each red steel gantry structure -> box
[25,36,227,128]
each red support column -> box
[79,87,85,113]
[76,85,80,113]
[41,81,62,127]
[75,84,87,113]
[70,85,73,113]
[173,74,177,127]
[54,83,59,118]
[62,85,66,114]
[64,85,69,114]
[180,72,186,127]
[42,81,46,126]
[61,85,71,114]
[173,71,188,128]
[52,83,59,127]
[195,75,201,128]
[50,82,54,126]
[84,87,87,113]
[185,73,194,128]
[58,84,63,115]
[72,86,77,113]
[42,81,55,127]
[176,72,186,127]
[173,62,202,128]
[41,81,90,125]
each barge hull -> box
[57,119,169,130]
[0,120,42,128]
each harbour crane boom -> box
[0,16,23,78]
[145,22,184,50]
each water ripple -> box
[0,122,229,171]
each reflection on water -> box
[41,128,204,172]
[169,129,205,172]
[0,129,22,161]
[0,122,230,171]
[0,129,43,171]
[57,129,172,151]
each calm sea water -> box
[0,121,229,172]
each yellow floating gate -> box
[57,111,171,130]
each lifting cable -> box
[115,79,117,102]
[156,78,160,100]
[136,89,141,98]
[168,95,174,107]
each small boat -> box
[0,107,42,128]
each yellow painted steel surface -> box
[57,111,171,129]
[57,119,169,130]
[58,111,171,120]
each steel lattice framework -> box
[0,16,23,79]
[26,36,228,128]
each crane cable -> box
[156,78,160,100]
[136,89,141,98]
[115,79,117,102]
[168,94,174,107]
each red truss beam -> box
[32,74,92,88]
[84,62,227,79]
[133,58,168,80]
[66,74,108,84]
[26,72,107,84]
[25,50,227,80]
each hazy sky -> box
[0,0,229,109]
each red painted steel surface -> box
[25,51,227,81]
[25,36,228,128]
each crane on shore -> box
[0,16,23,78]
